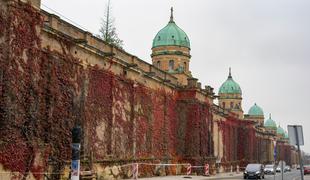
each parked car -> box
[276,166,281,172]
[304,165,310,175]
[244,164,265,179]
[264,164,275,175]
[284,166,291,172]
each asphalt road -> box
[138,170,310,180]
[208,170,309,180]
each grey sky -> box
[41,0,310,153]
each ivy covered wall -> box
[0,1,215,179]
[1,1,293,179]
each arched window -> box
[230,102,234,109]
[222,102,226,109]
[184,62,187,70]
[157,61,161,68]
[169,60,174,71]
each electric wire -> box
[41,3,93,33]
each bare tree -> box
[99,0,123,49]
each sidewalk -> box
[138,172,243,179]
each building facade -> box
[0,0,298,179]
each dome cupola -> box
[152,8,190,49]
[277,125,286,136]
[219,68,242,95]
[218,68,243,119]
[248,103,264,116]
[264,114,277,130]
[284,131,289,139]
[151,7,192,85]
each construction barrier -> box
[187,164,192,175]
[204,164,210,176]
[132,163,139,180]
[230,165,233,173]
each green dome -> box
[152,8,190,49]
[264,114,277,129]
[284,131,289,139]
[219,69,242,94]
[277,126,285,136]
[248,103,264,116]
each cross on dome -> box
[170,7,174,22]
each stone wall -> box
[0,1,215,179]
[0,1,296,179]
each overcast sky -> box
[41,0,310,153]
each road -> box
[138,170,310,180]
[208,170,309,180]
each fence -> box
[0,163,245,179]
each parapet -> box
[40,10,182,88]
[18,0,41,9]
[39,5,215,101]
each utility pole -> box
[273,140,276,180]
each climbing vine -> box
[0,1,218,179]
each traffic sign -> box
[288,125,304,146]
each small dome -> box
[152,8,190,49]
[284,131,289,139]
[264,114,277,130]
[277,126,285,136]
[219,68,242,95]
[248,103,264,116]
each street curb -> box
[201,174,243,179]
[137,174,244,180]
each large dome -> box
[248,103,264,116]
[219,69,242,94]
[264,114,277,130]
[152,8,190,49]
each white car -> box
[284,166,291,172]
[276,166,281,172]
[264,164,275,174]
